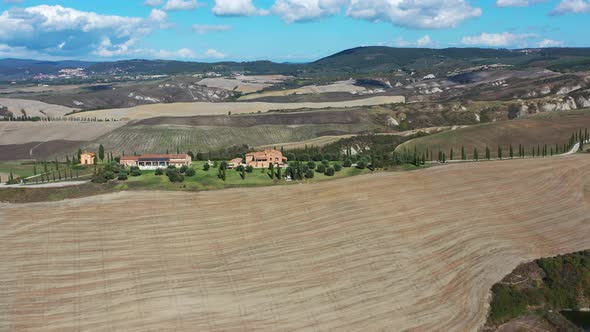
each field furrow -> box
[1,155,590,331]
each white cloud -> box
[205,48,226,59]
[271,0,346,23]
[149,9,168,22]
[417,35,432,47]
[461,32,536,47]
[192,24,232,34]
[346,0,482,29]
[212,0,267,16]
[537,38,564,47]
[163,0,202,11]
[552,0,590,14]
[95,37,141,57]
[153,48,197,59]
[496,0,545,7]
[144,0,163,7]
[395,34,434,47]
[0,5,162,58]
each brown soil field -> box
[255,126,467,151]
[69,96,405,120]
[0,97,78,118]
[1,155,590,331]
[0,121,125,145]
[131,109,371,127]
[397,111,590,155]
[0,140,85,161]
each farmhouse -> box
[228,158,243,169]
[245,149,288,168]
[80,152,96,165]
[120,154,192,170]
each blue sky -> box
[0,0,588,62]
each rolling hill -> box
[2,155,590,330]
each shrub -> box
[167,165,176,169]
[185,168,196,177]
[246,165,254,173]
[307,161,316,170]
[117,171,128,181]
[356,160,368,169]
[130,166,140,171]
[203,163,210,171]
[321,159,330,166]
[130,169,142,177]
[91,170,115,183]
[334,164,342,172]
[166,169,184,182]
[155,168,164,176]
[180,165,188,173]
[325,167,335,176]
[236,165,244,172]
[343,159,353,167]
[316,164,326,173]
[305,169,314,179]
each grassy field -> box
[2,155,590,330]
[0,161,37,178]
[397,110,590,157]
[122,161,371,191]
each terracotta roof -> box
[81,152,96,157]
[230,158,243,164]
[120,156,140,161]
[246,149,286,159]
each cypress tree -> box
[461,146,466,160]
[485,146,490,160]
[450,148,454,161]
[33,165,37,176]
[474,148,479,161]
[509,144,514,159]
[498,146,502,160]
[98,144,105,162]
[442,152,446,163]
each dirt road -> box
[1,155,590,331]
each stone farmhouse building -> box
[244,149,288,168]
[120,154,192,170]
[80,152,96,165]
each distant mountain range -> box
[2,46,590,80]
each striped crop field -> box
[87,123,380,155]
[1,155,590,330]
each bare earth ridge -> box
[1,155,590,331]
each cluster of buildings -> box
[120,154,193,170]
[229,150,288,169]
[33,68,88,80]
[80,149,288,171]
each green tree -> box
[461,146,466,160]
[304,169,314,179]
[325,167,335,176]
[498,146,503,160]
[450,148,454,161]
[509,144,513,159]
[474,148,479,161]
[316,164,326,173]
[98,144,105,162]
[203,163,211,171]
[485,146,491,160]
